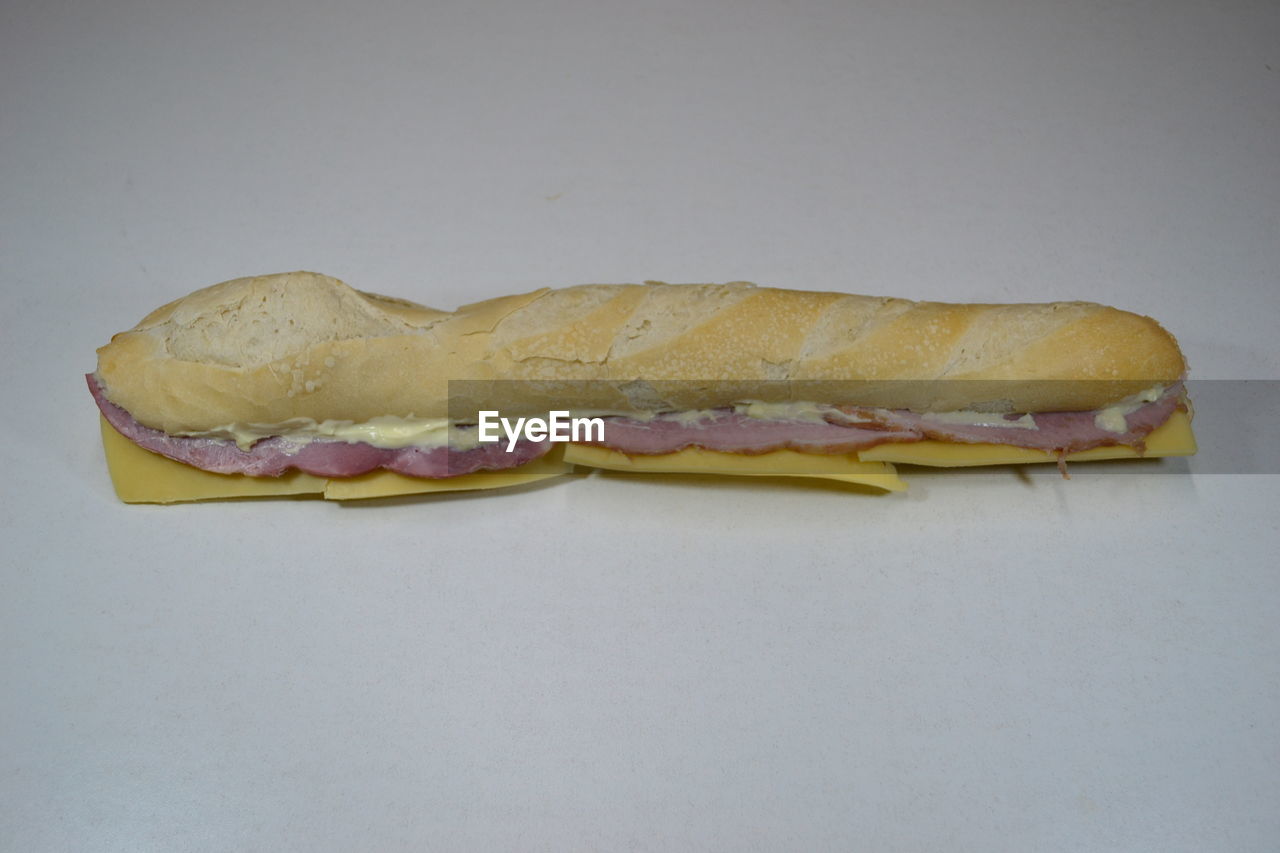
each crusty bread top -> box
[95,271,1188,432]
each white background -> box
[3,0,1278,850]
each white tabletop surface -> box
[3,1,1278,850]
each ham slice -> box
[587,384,1184,456]
[868,385,1183,454]
[87,375,550,478]
[583,411,920,455]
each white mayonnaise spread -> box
[735,401,838,424]
[181,416,480,452]
[921,411,1038,430]
[179,388,1166,450]
[1092,384,1166,434]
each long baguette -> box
[94,271,1186,433]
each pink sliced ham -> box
[584,411,921,455]
[587,384,1184,456]
[87,375,550,478]
[890,389,1182,454]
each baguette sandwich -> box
[88,271,1195,502]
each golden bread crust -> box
[95,271,1188,432]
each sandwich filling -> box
[88,376,550,478]
[88,375,1185,479]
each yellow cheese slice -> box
[857,409,1196,467]
[99,416,572,503]
[562,444,907,492]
